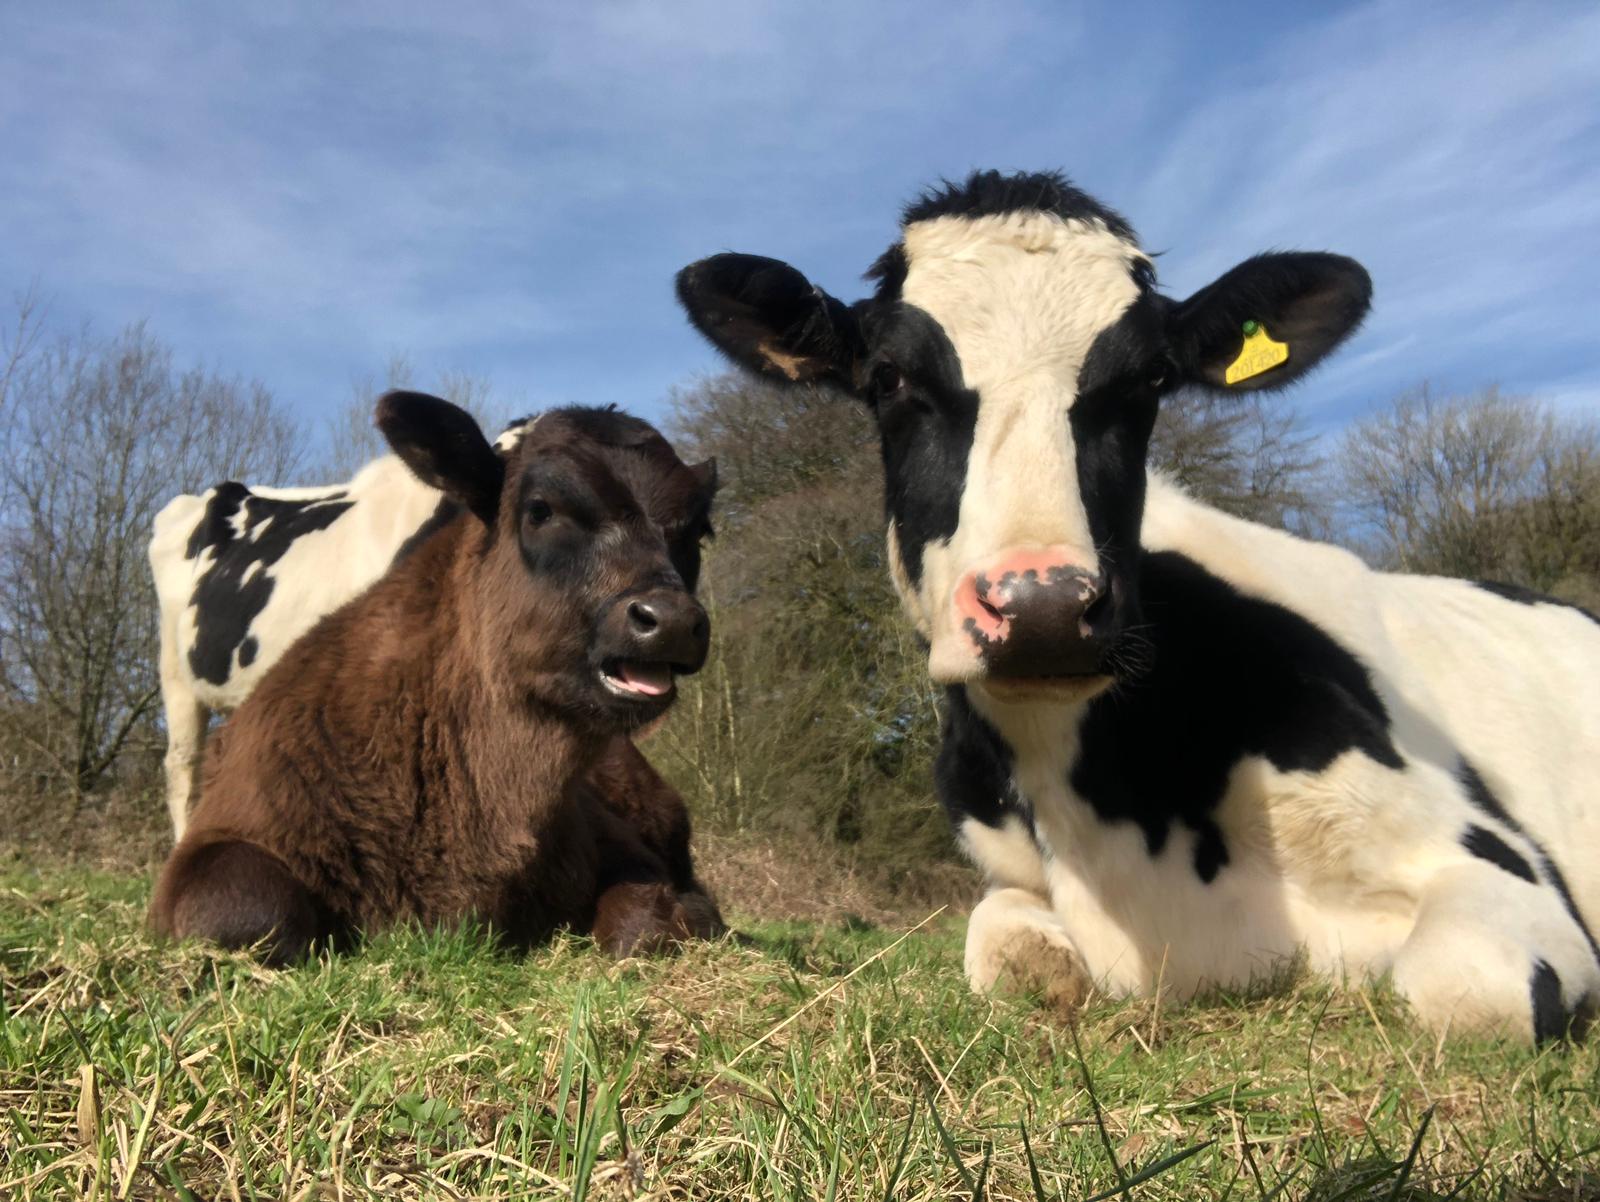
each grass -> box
[3,868,1599,1200]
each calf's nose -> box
[623,590,710,673]
[954,548,1111,677]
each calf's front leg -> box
[150,838,324,966]
[585,801,725,957]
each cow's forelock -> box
[879,211,1152,681]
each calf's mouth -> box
[599,658,678,700]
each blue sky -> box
[3,1,1597,444]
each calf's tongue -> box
[617,660,673,696]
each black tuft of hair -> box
[545,404,664,449]
[901,170,1138,244]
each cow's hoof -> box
[993,928,1093,1019]
[973,925,1092,1020]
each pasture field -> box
[2,865,1599,1200]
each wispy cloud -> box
[1,0,1594,434]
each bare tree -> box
[1336,384,1600,606]
[320,353,509,480]
[0,319,302,799]
[1150,389,1323,529]
[0,283,44,417]
[668,373,866,522]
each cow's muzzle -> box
[954,548,1115,679]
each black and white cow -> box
[677,170,1600,1042]
[150,414,716,838]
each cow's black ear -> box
[690,457,719,499]
[676,254,862,390]
[376,391,505,524]
[1168,253,1372,393]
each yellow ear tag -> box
[1224,320,1289,385]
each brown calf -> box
[151,392,724,963]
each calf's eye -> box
[525,499,553,526]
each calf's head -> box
[494,409,718,593]
[677,170,1370,701]
[377,391,712,730]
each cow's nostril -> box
[1082,587,1111,626]
[628,601,659,633]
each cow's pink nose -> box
[954,548,1109,676]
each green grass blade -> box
[1383,1106,1435,1202]
[1019,1118,1054,1202]
[1080,1139,1215,1202]
[881,1098,919,1202]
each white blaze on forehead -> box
[898,211,1148,679]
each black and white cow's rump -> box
[151,411,716,837]
[678,170,1600,1042]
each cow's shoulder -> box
[1066,548,1405,882]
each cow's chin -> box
[973,675,1114,706]
[531,669,678,733]
[927,637,1113,706]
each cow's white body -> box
[962,477,1600,1038]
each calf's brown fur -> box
[151,393,723,963]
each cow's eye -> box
[1148,357,1177,391]
[870,362,906,400]
[525,499,553,527]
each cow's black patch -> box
[1459,760,1600,965]
[392,498,461,565]
[1462,824,1536,883]
[185,480,251,559]
[1066,551,1403,881]
[937,686,1029,834]
[1531,961,1568,1044]
[1473,579,1600,626]
[1069,296,1170,651]
[186,489,354,686]
[238,637,258,669]
[863,306,980,588]
[1192,820,1230,883]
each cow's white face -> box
[892,212,1154,690]
[677,171,1371,698]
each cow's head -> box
[378,392,712,730]
[676,170,1369,702]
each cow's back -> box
[1375,573,1600,919]
[1142,477,1600,930]
[156,456,449,711]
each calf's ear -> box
[376,391,505,524]
[1167,252,1372,393]
[676,254,862,390]
[690,457,719,500]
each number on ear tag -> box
[1224,321,1289,385]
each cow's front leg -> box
[1391,863,1599,1044]
[157,641,208,840]
[965,887,1093,1018]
